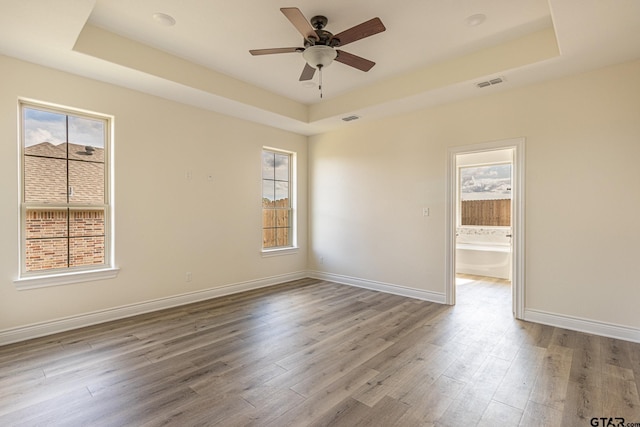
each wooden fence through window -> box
[461,199,511,226]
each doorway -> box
[445,138,525,318]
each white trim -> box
[446,138,525,318]
[261,247,299,257]
[0,271,306,346]
[525,309,640,344]
[4,271,638,346]
[309,271,446,304]
[14,267,120,290]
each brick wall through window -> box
[25,209,105,271]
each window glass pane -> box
[276,227,290,247]
[274,153,289,181]
[67,116,105,162]
[275,181,289,204]
[263,228,276,248]
[68,160,104,204]
[460,164,511,199]
[69,209,105,237]
[70,236,105,267]
[460,164,511,226]
[263,209,275,229]
[23,108,67,159]
[24,156,67,203]
[25,209,68,239]
[25,238,68,272]
[262,149,293,249]
[262,151,275,179]
[262,180,275,207]
[276,209,290,227]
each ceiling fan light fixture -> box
[302,45,337,69]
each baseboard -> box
[524,309,640,344]
[309,271,446,304]
[7,272,635,346]
[0,271,307,346]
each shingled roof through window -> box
[24,142,105,204]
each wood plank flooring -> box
[0,276,639,426]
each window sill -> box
[14,267,120,290]
[261,247,299,257]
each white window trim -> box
[14,267,120,290]
[261,247,299,257]
[261,147,297,253]
[17,99,117,288]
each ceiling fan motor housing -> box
[310,15,328,30]
[304,16,341,47]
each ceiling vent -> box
[476,76,505,88]
[341,115,361,122]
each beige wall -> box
[309,59,640,329]
[0,55,308,331]
[2,53,639,337]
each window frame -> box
[261,147,297,255]
[15,99,118,289]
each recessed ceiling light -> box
[152,12,176,27]
[465,14,486,27]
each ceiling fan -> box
[250,7,386,97]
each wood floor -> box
[1,277,639,426]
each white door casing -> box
[445,138,525,318]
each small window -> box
[459,163,511,226]
[19,101,113,279]
[262,149,295,250]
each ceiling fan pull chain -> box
[319,65,324,98]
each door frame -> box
[445,137,525,318]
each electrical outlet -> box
[423,207,430,217]
[186,170,193,180]
[186,272,192,282]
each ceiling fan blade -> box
[249,47,302,55]
[332,17,386,47]
[335,50,375,72]
[281,7,318,42]
[299,63,316,81]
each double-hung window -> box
[262,148,295,251]
[18,101,115,286]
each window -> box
[459,163,511,226]
[262,148,295,250]
[18,101,114,284]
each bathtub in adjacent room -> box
[455,228,511,280]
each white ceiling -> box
[1,0,639,135]
[87,0,552,104]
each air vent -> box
[341,115,360,122]
[476,76,505,88]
